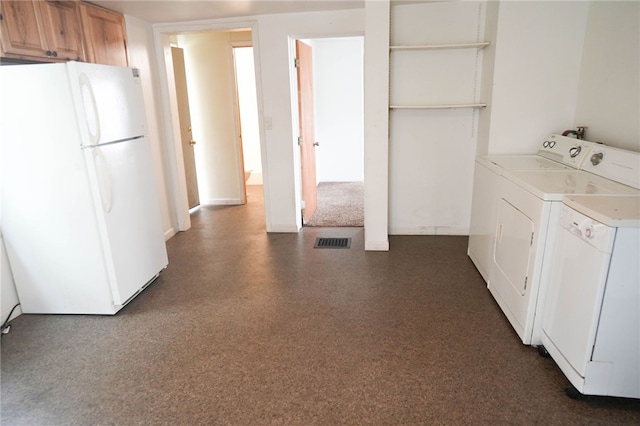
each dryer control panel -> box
[580,145,640,190]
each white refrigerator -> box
[0,61,168,314]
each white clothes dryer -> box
[541,195,640,399]
[488,146,640,345]
[468,134,596,281]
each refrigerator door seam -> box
[81,135,144,149]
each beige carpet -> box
[305,181,364,227]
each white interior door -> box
[171,46,200,209]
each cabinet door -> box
[0,1,48,58]
[38,0,84,61]
[79,3,128,67]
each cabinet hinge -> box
[530,232,534,246]
[294,57,299,68]
[524,276,528,290]
[297,136,302,146]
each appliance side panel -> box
[591,228,640,397]
[468,161,500,283]
[0,64,115,314]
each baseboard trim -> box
[267,225,301,233]
[164,227,177,241]
[204,199,243,205]
[389,226,469,236]
[365,239,389,251]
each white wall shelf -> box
[389,42,490,51]
[390,103,486,109]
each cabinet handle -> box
[52,51,58,57]
[46,50,52,56]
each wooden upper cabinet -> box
[0,1,84,62]
[79,3,128,67]
[38,1,85,61]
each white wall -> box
[387,1,485,235]
[573,1,639,151]
[483,1,589,154]
[363,0,390,250]
[312,37,364,183]
[177,31,250,205]
[125,16,177,239]
[234,47,263,185]
[154,9,365,232]
[127,1,637,250]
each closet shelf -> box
[389,42,490,51]
[390,103,487,110]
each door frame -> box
[289,35,365,228]
[153,20,269,232]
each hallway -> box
[1,186,639,424]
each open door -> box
[296,40,318,223]
[171,46,200,209]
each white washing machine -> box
[541,195,640,399]
[468,134,596,282]
[488,146,640,345]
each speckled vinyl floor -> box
[2,186,639,425]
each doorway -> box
[295,36,365,227]
[170,30,261,208]
[232,45,263,198]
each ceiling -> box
[90,0,365,23]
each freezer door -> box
[67,61,147,146]
[85,136,168,305]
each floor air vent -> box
[314,237,351,249]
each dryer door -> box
[494,199,534,295]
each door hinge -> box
[297,136,302,146]
[294,58,300,68]
[524,276,528,290]
[530,232,534,246]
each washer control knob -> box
[569,146,582,158]
[591,152,604,166]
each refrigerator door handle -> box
[93,148,113,213]
[79,73,101,146]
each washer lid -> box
[504,169,640,201]
[563,195,640,227]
